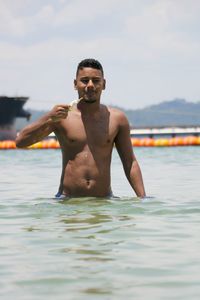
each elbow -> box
[15,140,23,148]
[15,136,26,148]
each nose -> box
[87,79,94,89]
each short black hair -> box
[76,58,104,77]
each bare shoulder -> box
[106,106,129,126]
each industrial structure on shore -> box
[0,96,31,141]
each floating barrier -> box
[28,139,60,149]
[0,136,200,149]
[131,136,200,147]
[0,139,60,150]
[0,140,17,149]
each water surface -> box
[0,147,200,299]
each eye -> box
[93,79,101,84]
[81,79,89,84]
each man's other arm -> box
[114,111,146,197]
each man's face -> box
[74,67,106,103]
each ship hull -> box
[0,96,30,140]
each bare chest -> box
[55,114,118,148]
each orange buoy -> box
[183,136,198,146]
[131,138,141,147]
[139,138,155,147]
[154,138,169,147]
[168,137,184,146]
[168,138,175,146]
[28,141,43,149]
[28,139,60,149]
[0,140,16,149]
[46,139,60,149]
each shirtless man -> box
[16,58,146,198]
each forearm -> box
[126,160,146,197]
[16,114,54,148]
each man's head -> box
[74,58,106,104]
[76,58,104,78]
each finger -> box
[58,109,69,117]
[58,106,70,113]
[55,107,67,114]
[57,104,70,109]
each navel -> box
[85,175,91,188]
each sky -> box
[0,0,200,110]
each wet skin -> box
[16,67,146,197]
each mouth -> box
[83,92,96,100]
[81,93,96,103]
[84,99,96,103]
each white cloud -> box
[0,0,121,37]
[0,1,27,36]
[53,0,121,26]
[0,0,199,109]
[0,1,57,37]
[124,0,200,62]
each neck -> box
[77,99,101,115]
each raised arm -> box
[114,111,146,197]
[16,104,70,148]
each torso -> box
[54,105,119,197]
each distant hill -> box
[121,98,200,128]
[15,99,200,130]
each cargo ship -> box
[0,96,31,140]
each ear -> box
[74,79,77,90]
[103,79,106,90]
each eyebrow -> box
[79,76,102,79]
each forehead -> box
[76,67,103,78]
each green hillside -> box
[122,99,200,128]
[15,99,200,130]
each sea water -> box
[0,147,200,300]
